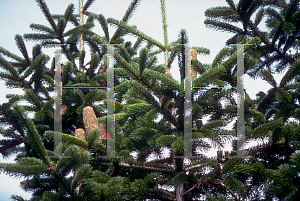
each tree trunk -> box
[176,184,184,201]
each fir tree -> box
[0,1,254,201]
[0,0,143,200]
[0,34,55,160]
[204,0,300,199]
[1,0,299,200]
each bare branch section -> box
[99,162,176,174]
[216,182,240,201]
[183,163,204,172]
[183,184,197,196]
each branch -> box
[245,19,295,112]
[96,162,175,174]
[107,18,166,51]
[49,167,80,201]
[246,138,289,157]
[159,107,179,129]
[265,0,288,8]
[143,192,175,201]
[183,178,209,196]
[183,164,204,172]
[109,0,142,42]
[183,184,197,196]
[57,36,78,71]
[256,87,277,110]
[216,181,240,201]
[247,20,293,64]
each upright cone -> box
[191,49,197,79]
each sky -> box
[0,0,290,200]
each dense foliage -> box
[0,0,299,200]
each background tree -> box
[204,0,300,200]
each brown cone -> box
[191,49,197,79]
[83,106,100,138]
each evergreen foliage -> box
[0,0,299,201]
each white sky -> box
[0,0,289,200]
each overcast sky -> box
[0,0,289,200]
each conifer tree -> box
[1,0,240,199]
[203,0,300,199]
[99,1,261,199]
[0,1,255,201]
[1,0,299,200]
[0,0,143,200]
[0,34,55,159]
